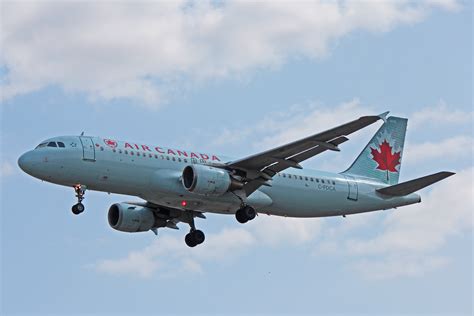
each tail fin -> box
[342,116,407,185]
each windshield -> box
[35,141,66,149]
[35,142,48,149]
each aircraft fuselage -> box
[18,135,421,218]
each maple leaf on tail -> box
[370,139,401,181]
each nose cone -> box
[18,152,34,174]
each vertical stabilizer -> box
[342,116,407,185]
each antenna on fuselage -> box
[80,131,84,136]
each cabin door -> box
[79,136,96,161]
[345,175,358,201]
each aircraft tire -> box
[72,203,85,215]
[235,209,249,223]
[243,206,256,220]
[192,230,205,245]
[185,233,197,247]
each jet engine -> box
[182,164,243,196]
[108,203,156,233]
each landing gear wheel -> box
[235,205,256,224]
[192,230,205,244]
[243,206,256,220]
[235,209,249,223]
[72,184,87,215]
[185,229,205,247]
[72,203,85,215]
[185,233,197,247]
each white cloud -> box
[340,167,473,279]
[0,161,16,177]
[211,98,376,152]
[250,216,322,247]
[351,255,451,279]
[92,227,255,278]
[410,101,474,129]
[1,1,459,106]
[404,135,474,165]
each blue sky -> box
[1,1,472,315]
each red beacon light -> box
[181,200,187,207]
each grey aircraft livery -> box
[18,112,454,247]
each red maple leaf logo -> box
[370,139,401,174]
[104,139,117,149]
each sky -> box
[0,1,472,315]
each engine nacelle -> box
[108,203,155,233]
[182,164,242,196]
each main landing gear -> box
[235,205,256,224]
[184,214,205,248]
[72,184,86,215]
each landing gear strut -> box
[72,184,86,215]
[235,205,256,224]
[184,213,205,247]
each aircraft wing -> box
[226,112,388,195]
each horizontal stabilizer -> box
[376,171,455,196]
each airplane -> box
[18,112,454,247]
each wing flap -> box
[376,171,455,196]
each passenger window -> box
[57,142,65,148]
[184,159,188,163]
[149,154,152,158]
[288,175,291,179]
[305,177,308,181]
[125,150,128,154]
[316,179,319,183]
[166,156,170,160]
[299,176,303,180]
[131,151,134,156]
[310,178,314,182]
[332,180,336,185]
[47,142,57,147]
[154,154,158,158]
[119,149,122,154]
[137,152,140,156]
[178,158,181,162]
[283,174,286,178]
[321,179,325,184]
[172,157,176,161]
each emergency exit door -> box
[79,136,96,161]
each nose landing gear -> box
[72,184,87,215]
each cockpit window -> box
[47,142,57,147]
[58,142,65,148]
[35,142,48,149]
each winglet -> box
[378,111,390,122]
